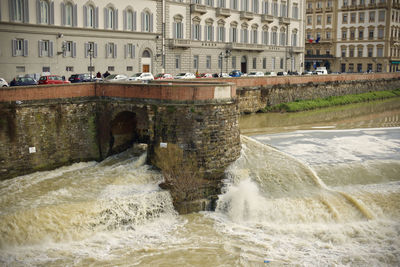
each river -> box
[1,98,400,266]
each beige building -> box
[0,0,305,82]
[305,0,400,73]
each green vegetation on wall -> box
[265,89,400,112]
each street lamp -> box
[88,47,94,81]
[219,50,231,77]
[219,52,224,77]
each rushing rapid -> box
[1,99,399,266]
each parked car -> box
[0,77,9,87]
[154,73,173,80]
[277,72,288,76]
[10,77,38,86]
[198,73,213,78]
[315,67,328,75]
[38,75,70,85]
[68,73,93,83]
[212,73,230,78]
[229,70,242,77]
[247,71,264,77]
[103,74,128,82]
[302,71,313,75]
[265,72,277,76]
[174,72,196,79]
[128,72,154,81]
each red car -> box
[38,75,71,85]
[197,73,213,78]
[154,73,173,80]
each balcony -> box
[341,5,349,10]
[291,46,305,53]
[190,4,207,15]
[368,3,376,8]
[325,6,333,12]
[349,5,356,10]
[240,11,254,20]
[168,39,192,48]
[279,17,290,25]
[229,42,265,51]
[377,2,388,8]
[305,54,334,59]
[216,7,231,17]
[357,4,366,9]
[315,7,323,13]
[261,14,274,23]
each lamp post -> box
[219,52,224,77]
[88,47,94,81]
[225,49,231,74]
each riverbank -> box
[264,89,400,112]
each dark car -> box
[10,77,38,87]
[229,70,242,77]
[68,73,92,83]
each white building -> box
[0,0,305,81]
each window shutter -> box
[12,39,16,56]
[94,43,97,58]
[105,43,108,58]
[123,10,126,30]
[181,24,184,39]
[114,9,118,30]
[229,27,232,42]
[95,7,99,28]
[84,43,88,58]
[222,27,225,42]
[124,44,127,58]
[150,13,153,32]
[38,40,42,57]
[104,8,108,28]
[49,41,53,57]
[133,11,137,31]
[192,24,195,39]
[132,45,135,58]
[211,26,214,41]
[73,4,77,27]
[23,40,28,56]
[72,42,76,58]
[173,22,176,38]
[113,44,117,58]
[23,0,29,23]
[199,25,202,40]
[61,3,65,25]
[62,41,66,57]
[50,1,54,24]
[204,25,207,40]
[141,12,144,31]
[83,5,87,27]
[9,0,15,21]
[36,0,40,24]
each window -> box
[271,30,277,45]
[280,1,287,17]
[127,66,133,71]
[16,66,25,72]
[317,15,322,25]
[193,23,201,40]
[12,39,28,56]
[175,55,181,69]
[194,55,199,69]
[85,42,97,58]
[327,0,333,7]
[292,4,298,19]
[38,40,53,57]
[368,47,373,57]
[357,64,362,72]
[251,28,258,44]
[84,5,97,28]
[218,56,223,69]
[108,66,114,71]
[124,43,135,58]
[231,0,239,10]
[280,30,286,46]
[241,28,248,43]
[350,30,355,40]
[62,41,76,58]
[106,43,117,58]
[377,64,382,72]
[66,66,74,71]
[379,10,385,21]
[206,55,211,69]
[206,24,214,41]
[377,47,383,57]
[272,57,276,70]
[205,0,214,6]
[317,1,322,8]
[10,0,28,22]
[327,15,332,24]
[378,28,384,39]
[173,19,184,39]
[62,2,76,26]
[359,29,364,39]
[307,16,312,25]
[359,12,365,23]
[263,29,269,44]
[369,28,374,39]
[326,31,331,39]
[263,1,269,14]
[342,47,347,57]
[369,11,375,22]
[37,0,54,24]
[142,11,153,32]
[342,29,347,40]
[125,9,137,31]
[105,7,117,29]
[218,0,226,8]
[252,0,259,13]
[351,13,356,23]
[348,64,354,72]
[252,57,257,69]
[218,25,226,42]
[358,46,363,57]
[272,1,278,16]
[263,57,267,69]
[343,13,348,23]
[292,31,297,46]
[280,58,283,69]
[230,26,238,42]
[232,56,236,69]
[349,47,355,57]
[42,66,50,72]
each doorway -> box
[241,56,247,73]
[141,50,151,73]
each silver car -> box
[0,78,9,87]
[174,72,196,79]
[128,72,154,81]
[103,74,128,82]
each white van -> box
[315,67,328,75]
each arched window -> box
[40,0,49,24]
[271,26,277,45]
[217,19,226,42]
[141,11,152,32]
[65,3,73,26]
[86,5,95,28]
[13,0,23,21]
[291,29,298,46]
[173,15,184,39]
[251,24,258,44]
[230,21,238,43]
[241,22,249,43]
[142,50,151,57]
[125,9,137,31]
[262,25,269,44]
[106,7,114,29]
[279,27,286,46]
[192,16,201,40]
[205,19,214,41]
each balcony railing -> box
[190,4,207,14]
[306,8,313,14]
[377,2,387,8]
[325,6,333,12]
[368,3,376,8]
[315,8,323,13]
[357,4,366,9]
[261,14,274,23]
[349,5,356,10]
[240,11,254,20]
[229,42,265,51]
[168,39,192,48]
[216,7,231,17]
[305,54,334,58]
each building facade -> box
[0,0,305,81]
[305,0,400,73]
